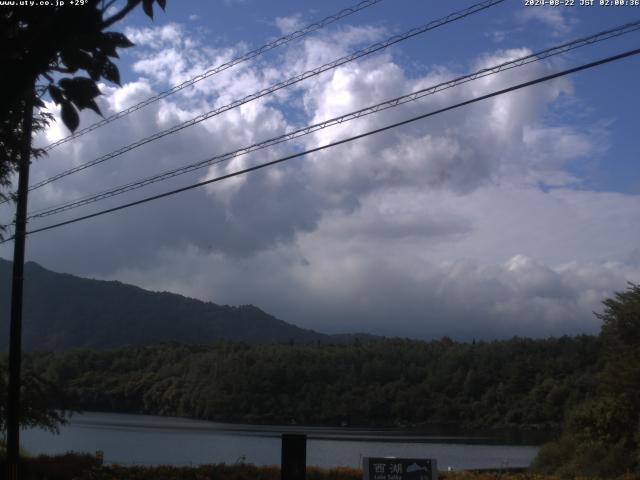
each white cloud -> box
[125,23,185,50]
[518,9,576,36]
[275,14,304,35]
[102,80,154,112]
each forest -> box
[21,335,600,431]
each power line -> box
[25,20,640,220]
[24,0,505,194]
[41,0,385,152]
[6,46,637,243]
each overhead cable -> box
[41,0,386,152]
[26,20,640,220]
[25,0,505,193]
[5,46,637,242]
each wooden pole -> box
[6,88,34,480]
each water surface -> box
[22,412,539,470]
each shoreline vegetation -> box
[1,452,640,480]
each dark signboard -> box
[363,457,437,480]
[281,434,306,480]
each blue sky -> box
[2,0,640,339]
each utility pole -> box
[6,87,35,480]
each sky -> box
[2,0,640,340]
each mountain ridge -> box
[0,258,373,351]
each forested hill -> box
[26,336,601,431]
[0,258,354,350]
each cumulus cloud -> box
[100,244,640,340]
[275,14,304,35]
[2,17,638,340]
[125,23,185,50]
[518,9,576,36]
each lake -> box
[22,412,540,470]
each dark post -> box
[281,434,306,480]
[6,89,34,480]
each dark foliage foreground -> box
[0,452,99,480]
[1,452,640,480]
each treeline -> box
[531,284,640,476]
[24,335,601,430]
